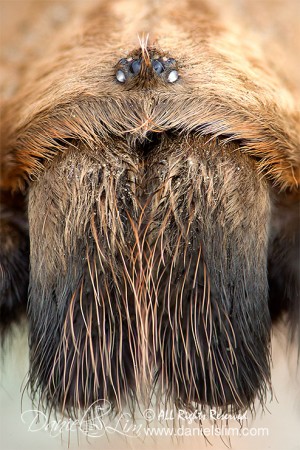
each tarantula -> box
[0,0,299,419]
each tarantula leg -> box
[0,189,29,334]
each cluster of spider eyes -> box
[116,56,179,83]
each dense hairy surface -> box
[27,136,271,414]
[0,0,299,418]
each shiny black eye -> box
[116,70,126,83]
[152,60,164,74]
[168,70,179,83]
[130,59,141,74]
[166,58,176,65]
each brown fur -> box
[0,0,299,417]
[1,1,299,190]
